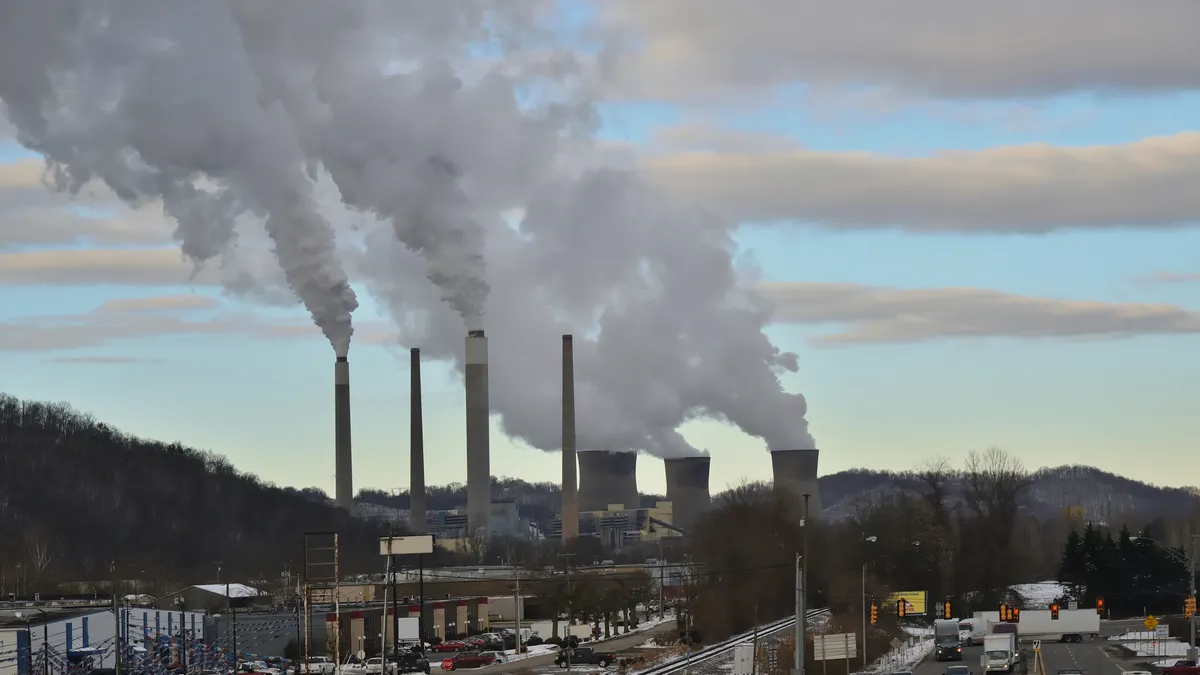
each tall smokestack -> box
[664,456,711,533]
[577,450,639,512]
[410,348,426,533]
[465,329,490,532]
[334,354,353,510]
[771,448,822,518]
[561,335,579,542]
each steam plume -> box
[0,0,357,353]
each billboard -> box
[886,590,928,615]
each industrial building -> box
[547,501,681,548]
[770,448,823,517]
[324,598,489,653]
[663,456,711,533]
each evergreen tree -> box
[1058,529,1085,597]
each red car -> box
[440,652,495,671]
[431,641,469,653]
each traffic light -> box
[1096,597,1105,615]
[897,599,906,618]
[1011,607,1021,623]
[944,600,952,620]
[1050,604,1060,620]
[1185,596,1196,618]
[871,602,879,625]
[999,603,1009,621]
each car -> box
[477,652,507,664]
[555,647,616,668]
[1057,670,1084,675]
[430,641,469,653]
[299,658,336,675]
[439,652,496,671]
[391,652,431,675]
[945,666,972,675]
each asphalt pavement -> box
[1034,641,1128,675]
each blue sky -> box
[1,0,1199,497]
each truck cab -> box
[934,619,964,661]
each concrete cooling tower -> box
[771,448,823,518]
[664,456,711,533]
[577,450,639,512]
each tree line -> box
[1058,522,1194,616]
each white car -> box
[299,658,336,675]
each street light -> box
[1132,536,1197,660]
[863,536,878,669]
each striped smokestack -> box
[561,335,579,541]
[334,355,353,510]
[664,456,711,533]
[465,329,490,532]
[409,347,426,533]
[771,448,822,518]
[577,450,639,512]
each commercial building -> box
[324,598,489,654]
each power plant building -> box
[577,450,639,513]
[771,448,822,517]
[664,456,711,533]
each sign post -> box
[380,535,435,650]
[1145,616,1159,632]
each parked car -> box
[477,652,507,664]
[439,652,496,671]
[430,641,469,653]
[299,658,336,675]
[555,647,615,668]
[392,652,431,675]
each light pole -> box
[795,494,810,675]
[863,535,877,669]
[1132,536,1197,660]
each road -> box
[912,640,1129,675]
[467,622,678,675]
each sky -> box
[1,0,1199,496]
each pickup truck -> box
[555,647,616,668]
[299,659,336,675]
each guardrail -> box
[639,607,833,675]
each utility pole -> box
[1190,536,1197,662]
[796,493,810,675]
[112,561,122,675]
[861,564,867,670]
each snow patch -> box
[1011,581,1066,607]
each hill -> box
[0,394,393,589]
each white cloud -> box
[596,0,1200,102]
[1150,271,1200,283]
[760,281,1200,345]
[95,294,218,313]
[641,131,1200,232]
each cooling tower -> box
[561,335,579,541]
[664,456,711,533]
[410,347,426,533]
[464,330,491,531]
[770,448,823,517]
[577,450,639,512]
[334,355,353,510]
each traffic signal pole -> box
[1189,539,1196,661]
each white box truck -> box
[981,632,1019,673]
[1011,609,1099,643]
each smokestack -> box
[664,456,711,533]
[561,335,579,541]
[334,355,353,510]
[410,348,426,533]
[771,448,822,518]
[465,329,490,532]
[577,450,639,512]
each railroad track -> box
[640,607,833,675]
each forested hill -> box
[0,394,390,587]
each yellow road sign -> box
[1144,615,1159,631]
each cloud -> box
[0,247,219,286]
[95,294,218,313]
[1149,271,1200,283]
[641,131,1200,232]
[48,356,163,365]
[596,0,1200,102]
[760,281,1200,345]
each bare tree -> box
[25,528,53,578]
[961,447,1031,601]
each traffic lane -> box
[473,623,677,675]
[1101,620,1148,638]
[913,644,984,675]
[1036,641,1126,675]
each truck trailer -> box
[1008,609,1099,643]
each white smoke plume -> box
[0,0,817,457]
[0,0,358,354]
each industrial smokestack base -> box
[561,335,579,541]
[771,448,822,517]
[664,456,711,533]
[578,450,639,512]
[465,331,490,532]
[334,356,353,510]
[410,348,427,533]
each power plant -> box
[464,329,491,532]
[409,347,427,533]
[334,354,353,510]
[770,448,822,517]
[578,450,640,512]
[664,456,711,533]
[561,335,579,541]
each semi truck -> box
[934,619,964,661]
[981,632,1019,673]
[1009,609,1099,643]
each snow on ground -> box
[861,627,933,672]
[1011,581,1066,607]
[496,612,677,663]
[1107,631,1191,659]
